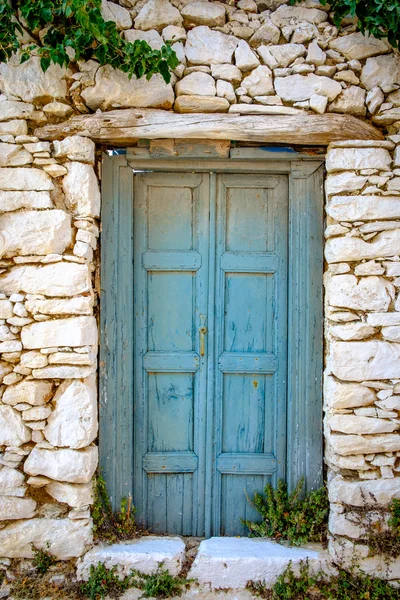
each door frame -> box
[99,149,325,528]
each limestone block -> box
[241,66,273,97]
[0,120,27,136]
[2,380,53,406]
[174,95,229,113]
[181,2,225,27]
[185,27,238,65]
[327,196,400,222]
[329,322,376,341]
[368,313,400,326]
[0,168,53,191]
[326,147,392,172]
[329,510,385,539]
[361,54,400,92]
[325,230,400,263]
[81,66,174,111]
[0,100,35,121]
[310,94,327,114]
[326,274,394,312]
[45,378,97,449]
[325,449,367,471]
[0,466,25,496]
[175,72,216,96]
[46,480,93,507]
[0,496,36,521]
[266,44,306,68]
[0,57,67,103]
[329,32,390,61]
[42,101,73,118]
[24,445,98,483]
[274,74,341,102]
[329,475,400,507]
[329,537,400,580]
[53,136,95,164]
[0,143,32,167]
[162,25,186,43]
[25,296,93,316]
[0,405,31,446]
[0,300,13,318]
[134,0,182,31]
[101,0,132,29]
[0,210,71,258]
[328,86,366,117]
[249,21,280,47]
[21,316,97,349]
[62,162,100,218]
[330,433,400,457]
[325,171,368,196]
[0,518,92,558]
[20,352,48,369]
[124,29,164,50]
[22,406,52,421]
[366,87,385,115]
[328,414,400,435]
[382,326,400,342]
[235,40,260,71]
[0,190,52,211]
[211,64,242,84]
[216,80,236,104]
[330,341,400,381]
[270,5,327,27]
[0,263,91,296]
[187,537,332,589]
[306,42,326,66]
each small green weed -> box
[248,560,400,600]
[244,478,329,546]
[92,474,137,542]
[80,562,134,600]
[132,568,191,598]
[366,498,400,559]
[31,544,56,574]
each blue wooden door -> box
[132,171,288,536]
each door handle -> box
[199,327,207,357]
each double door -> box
[133,171,288,536]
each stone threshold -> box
[77,536,333,590]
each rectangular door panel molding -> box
[100,155,324,537]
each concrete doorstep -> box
[77,535,333,591]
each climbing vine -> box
[0,0,178,82]
[291,0,400,49]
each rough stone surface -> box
[0,496,36,521]
[21,316,97,349]
[329,476,400,507]
[274,73,342,102]
[361,54,400,91]
[181,2,225,27]
[24,445,98,483]
[0,210,71,257]
[53,136,95,164]
[185,27,238,65]
[326,274,394,312]
[330,341,400,381]
[329,32,390,61]
[174,95,229,113]
[45,378,97,449]
[176,72,216,96]
[0,58,67,103]
[328,86,366,117]
[0,405,31,446]
[241,66,274,97]
[45,481,93,507]
[0,168,53,191]
[77,537,186,580]
[62,162,100,218]
[81,66,174,111]
[2,380,53,407]
[0,190,52,211]
[188,538,331,589]
[0,263,91,296]
[135,0,182,31]
[0,518,92,558]
[326,147,392,172]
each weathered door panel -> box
[213,174,288,535]
[133,172,210,535]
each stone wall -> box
[1,0,400,574]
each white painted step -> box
[188,537,333,589]
[76,536,185,580]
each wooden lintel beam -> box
[34,108,384,146]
